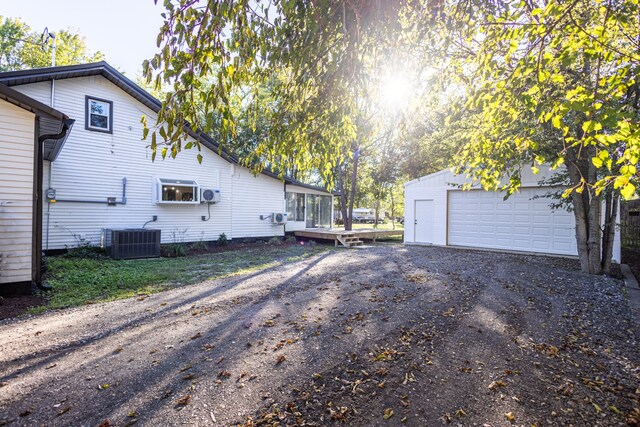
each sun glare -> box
[379,72,412,111]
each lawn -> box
[38,243,331,313]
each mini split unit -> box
[271,213,287,224]
[201,188,221,203]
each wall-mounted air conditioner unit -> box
[201,188,221,203]
[271,213,287,225]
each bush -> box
[267,237,283,245]
[161,243,187,258]
[63,246,107,259]
[285,235,298,243]
[217,233,229,246]
[191,240,208,251]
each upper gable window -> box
[85,96,113,133]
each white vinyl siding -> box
[12,75,310,248]
[404,168,621,262]
[230,166,285,238]
[0,99,35,284]
[16,76,234,248]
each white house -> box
[0,62,333,294]
[404,167,621,262]
[0,83,73,294]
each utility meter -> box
[45,188,56,202]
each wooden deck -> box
[294,228,404,248]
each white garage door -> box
[448,189,577,256]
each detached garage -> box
[404,168,621,262]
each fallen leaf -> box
[98,384,109,390]
[97,420,110,427]
[488,380,507,390]
[383,408,394,420]
[276,355,287,365]
[57,406,71,416]
[455,408,467,417]
[505,412,515,422]
[175,395,191,406]
[218,370,232,379]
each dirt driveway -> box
[0,245,638,426]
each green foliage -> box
[285,235,298,244]
[161,243,187,258]
[143,1,423,182]
[191,239,209,251]
[217,233,229,246]
[0,16,104,71]
[267,237,283,246]
[444,1,639,200]
[63,246,108,260]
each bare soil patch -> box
[0,296,44,321]
[0,245,638,426]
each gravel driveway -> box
[0,245,638,426]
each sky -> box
[3,0,166,77]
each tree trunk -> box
[567,151,602,274]
[337,163,350,231]
[374,198,381,229]
[345,147,360,231]
[390,188,395,231]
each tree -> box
[146,0,638,273]
[0,17,104,71]
[441,0,639,274]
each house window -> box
[85,96,113,133]
[285,192,306,221]
[157,178,199,204]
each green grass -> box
[33,244,332,314]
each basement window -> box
[157,178,199,204]
[85,96,113,133]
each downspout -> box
[45,79,55,251]
[36,118,74,291]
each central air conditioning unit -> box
[201,188,221,203]
[271,212,287,225]
[104,229,161,260]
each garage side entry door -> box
[414,199,434,243]
[448,189,577,256]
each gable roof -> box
[0,83,74,161]
[0,62,331,193]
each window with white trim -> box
[156,178,199,204]
[85,96,113,133]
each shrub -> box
[267,237,283,245]
[217,233,229,246]
[161,243,187,258]
[285,235,298,243]
[63,246,107,259]
[191,240,208,251]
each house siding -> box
[14,76,237,248]
[0,99,35,284]
[404,168,621,262]
[230,166,285,239]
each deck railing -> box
[621,222,640,248]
